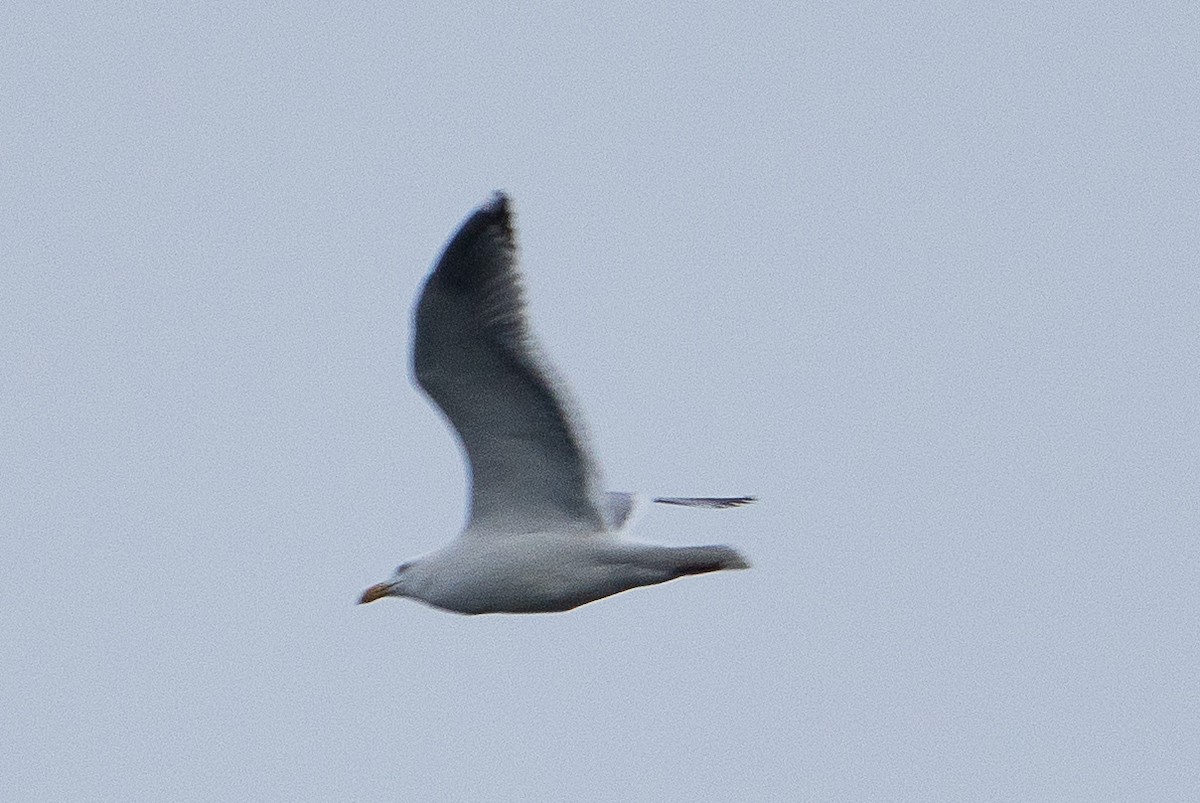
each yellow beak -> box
[358,583,392,605]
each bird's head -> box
[358,561,418,605]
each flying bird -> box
[359,194,753,614]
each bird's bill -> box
[358,583,392,605]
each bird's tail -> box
[620,544,751,575]
[675,545,751,573]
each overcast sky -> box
[3,3,1197,800]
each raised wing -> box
[413,194,605,535]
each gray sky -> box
[3,3,1197,800]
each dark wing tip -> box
[432,192,517,291]
[482,191,514,242]
[484,190,510,214]
[476,190,513,242]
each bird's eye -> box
[395,563,411,574]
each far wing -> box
[600,493,757,530]
[413,194,605,535]
[652,496,757,509]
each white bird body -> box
[390,533,748,615]
[359,193,752,615]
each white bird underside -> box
[360,193,753,614]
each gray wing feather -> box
[600,491,637,531]
[413,194,604,534]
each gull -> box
[359,194,753,614]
